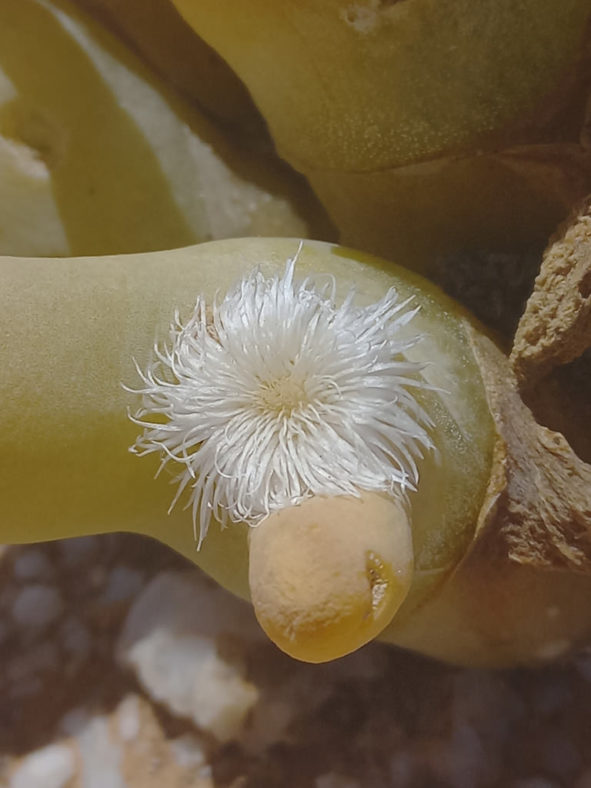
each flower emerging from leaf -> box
[129,249,434,545]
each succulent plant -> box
[171,0,591,273]
[2,0,591,673]
[0,0,326,258]
[2,238,590,666]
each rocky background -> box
[2,534,591,788]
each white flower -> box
[129,247,434,546]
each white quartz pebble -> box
[10,743,74,788]
[118,571,260,742]
[12,585,62,629]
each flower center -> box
[256,374,308,416]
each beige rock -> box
[512,195,591,385]
[381,324,591,667]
